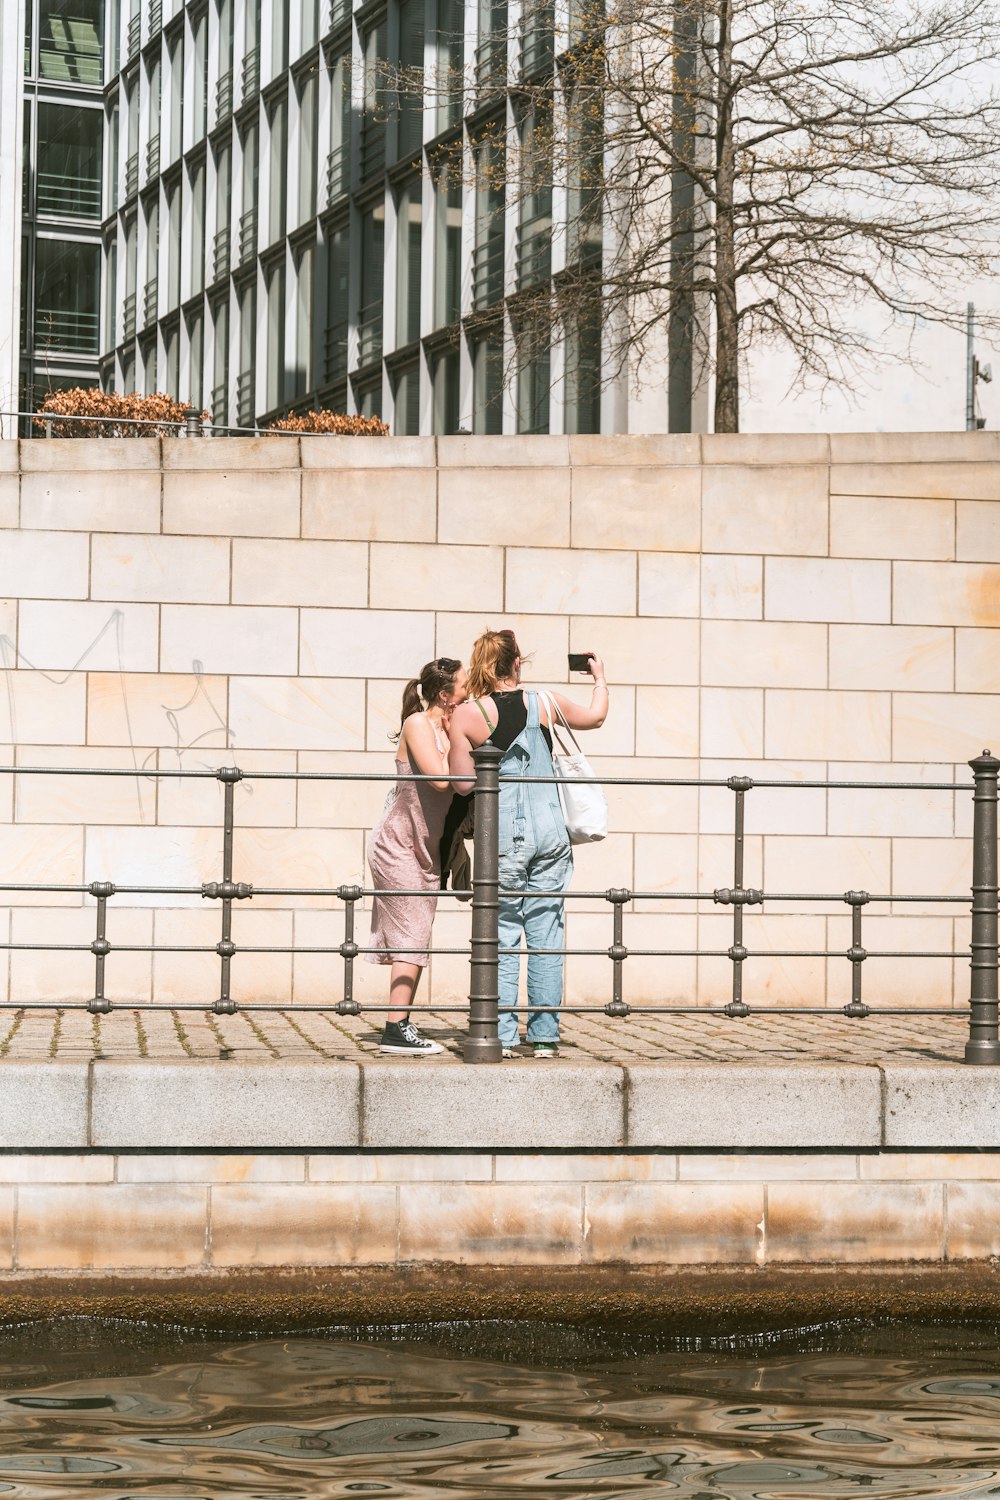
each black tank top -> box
[484,691,553,754]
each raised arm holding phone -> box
[448,629,608,1058]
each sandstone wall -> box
[1,431,997,1009]
[0,1148,998,1271]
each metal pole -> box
[88,881,115,1014]
[843,891,870,1018]
[464,744,502,1064]
[184,407,204,437]
[605,888,630,1017]
[724,775,753,1018]
[211,766,245,1015]
[965,749,1000,1064]
[967,302,976,431]
[336,884,362,1015]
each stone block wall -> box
[1,431,998,1009]
[1,1149,1000,1271]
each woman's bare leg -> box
[387,962,422,1024]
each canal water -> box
[0,1319,999,1497]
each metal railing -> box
[143,276,158,326]
[216,70,234,125]
[357,301,383,366]
[241,46,260,102]
[472,235,505,309]
[515,219,552,290]
[32,308,100,356]
[326,143,349,204]
[235,369,255,427]
[35,173,102,218]
[475,34,508,98]
[212,226,231,281]
[0,752,996,1066]
[124,152,139,199]
[127,12,141,61]
[239,207,258,263]
[146,133,161,182]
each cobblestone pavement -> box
[0,1005,970,1065]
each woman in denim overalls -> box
[449,629,608,1057]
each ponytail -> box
[390,660,462,742]
[468,628,524,698]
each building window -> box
[212,295,229,422]
[34,239,101,357]
[472,129,504,311]
[107,98,120,214]
[327,51,351,202]
[566,76,602,268]
[240,120,259,261]
[168,27,185,162]
[190,157,207,295]
[193,8,209,141]
[435,0,464,133]
[516,317,550,433]
[165,319,180,399]
[392,357,420,435]
[301,0,320,56]
[237,281,256,424]
[267,95,288,245]
[141,333,157,392]
[271,0,289,78]
[36,104,103,218]
[187,306,204,407]
[294,240,314,396]
[324,223,349,385]
[397,0,424,161]
[266,260,286,412]
[564,298,601,434]
[431,344,460,434]
[360,17,388,180]
[516,102,552,291]
[166,177,182,308]
[213,142,232,279]
[105,238,118,351]
[396,177,422,349]
[353,371,382,420]
[472,321,504,433]
[358,202,385,367]
[297,72,318,225]
[432,159,461,329]
[38,0,102,85]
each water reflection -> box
[0,1322,998,1497]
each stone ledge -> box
[882,1065,1000,1148]
[361,1061,626,1149]
[626,1064,883,1149]
[89,1060,361,1148]
[1,1059,999,1151]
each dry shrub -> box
[265,410,389,436]
[34,389,208,439]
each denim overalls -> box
[496,691,573,1047]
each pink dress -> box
[366,722,451,968]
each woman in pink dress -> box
[367,657,468,1054]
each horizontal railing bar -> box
[0,885,978,906]
[0,1003,964,1016]
[0,765,971,791]
[0,945,969,959]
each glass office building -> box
[101,0,610,433]
[20,0,105,413]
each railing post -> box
[965,749,1000,1065]
[335,884,363,1015]
[464,744,502,1064]
[206,765,248,1016]
[183,407,204,437]
[88,880,115,1014]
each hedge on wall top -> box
[34,390,208,439]
[264,411,389,435]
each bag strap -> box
[538,691,583,755]
[474,698,496,733]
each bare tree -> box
[385,0,1000,431]
[604,0,1000,430]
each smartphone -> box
[568,652,594,673]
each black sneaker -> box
[379,1020,444,1055]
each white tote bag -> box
[538,692,607,844]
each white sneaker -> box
[380,1020,444,1055]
